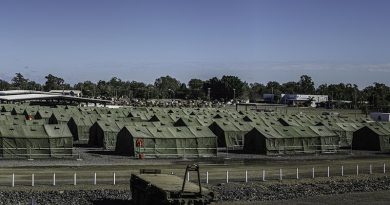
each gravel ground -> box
[211,176,390,202]
[3,176,390,205]
[0,189,132,205]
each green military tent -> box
[244,125,339,155]
[209,120,252,149]
[352,123,390,152]
[67,116,96,143]
[89,121,122,150]
[115,126,217,158]
[0,124,73,158]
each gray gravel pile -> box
[211,176,390,201]
[0,189,131,205]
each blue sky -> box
[0,0,389,88]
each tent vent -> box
[176,128,182,132]
[54,126,60,130]
[283,129,288,132]
[223,122,228,125]
[135,128,140,131]
[9,128,14,131]
[161,123,166,126]
[157,129,162,132]
[31,129,37,131]
[142,124,147,127]
[196,128,202,131]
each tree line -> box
[0,73,389,110]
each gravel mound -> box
[211,176,390,201]
[0,189,131,205]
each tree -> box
[154,76,181,98]
[363,83,390,110]
[221,75,246,100]
[0,79,10,90]
[282,81,299,94]
[74,81,97,97]
[43,74,65,91]
[96,80,112,98]
[26,81,42,91]
[11,73,29,89]
[188,79,205,99]
[248,83,265,102]
[203,76,246,101]
[298,75,315,94]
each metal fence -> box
[1,162,388,187]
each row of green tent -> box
[0,124,72,158]
[1,104,389,157]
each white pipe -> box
[245,170,248,183]
[53,173,56,186]
[94,172,97,185]
[206,171,209,184]
[32,174,34,187]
